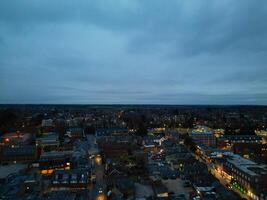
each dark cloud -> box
[0,0,267,104]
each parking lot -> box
[135,183,154,198]
[162,178,193,200]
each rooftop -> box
[1,145,37,157]
[227,154,267,176]
[37,132,59,143]
[191,126,213,135]
[0,132,32,145]
[40,151,73,160]
[0,164,27,179]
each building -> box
[255,130,267,139]
[36,132,59,152]
[39,191,87,200]
[0,145,38,163]
[222,154,267,200]
[95,128,128,139]
[191,126,216,147]
[0,132,33,146]
[66,128,85,139]
[41,119,53,127]
[0,174,40,199]
[97,136,138,158]
[218,135,263,146]
[0,164,28,183]
[51,169,90,188]
[39,151,73,175]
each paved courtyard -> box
[162,178,193,200]
[135,183,154,198]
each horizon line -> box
[0,103,267,107]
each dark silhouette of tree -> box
[135,115,148,136]
[184,134,197,152]
[0,108,18,133]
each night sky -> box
[1,1,267,104]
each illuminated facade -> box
[222,154,267,200]
[191,126,216,147]
[39,151,73,174]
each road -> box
[87,135,99,155]
[86,135,106,200]
[90,165,105,199]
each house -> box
[0,145,38,163]
[66,128,85,139]
[0,132,33,145]
[95,128,128,139]
[51,169,90,188]
[36,132,59,152]
[39,151,73,174]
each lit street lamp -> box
[96,193,106,200]
[95,155,102,165]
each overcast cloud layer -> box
[0,0,267,104]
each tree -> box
[135,114,148,136]
[184,134,197,152]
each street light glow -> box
[96,193,106,200]
[95,155,102,165]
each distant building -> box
[255,130,267,139]
[219,135,263,145]
[0,132,33,146]
[41,119,53,127]
[66,128,85,139]
[191,126,216,147]
[95,128,128,139]
[165,131,180,141]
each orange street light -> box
[95,155,102,165]
[96,193,107,200]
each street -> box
[87,135,106,200]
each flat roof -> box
[0,132,32,143]
[37,132,59,143]
[227,154,267,176]
[1,145,37,157]
[40,151,73,159]
[0,164,27,179]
